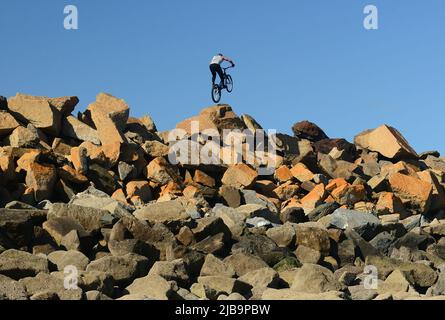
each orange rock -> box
[381,161,418,177]
[417,170,445,211]
[87,93,129,145]
[51,138,72,156]
[194,170,216,187]
[0,154,14,182]
[353,201,375,213]
[79,141,100,155]
[389,173,433,213]
[221,163,258,188]
[354,124,418,159]
[142,140,169,158]
[300,184,327,212]
[159,181,183,198]
[146,157,182,185]
[126,181,152,203]
[273,181,299,201]
[326,178,349,192]
[101,142,121,168]
[176,105,245,135]
[183,185,201,199]
[376,192,408,217]
[111,188,128,205]
[25,162,57,202]
[7,93,62,136]
[0,111,20,138]
[70,147,88,174]
[330,184,366,206]
[274,165,294,182]
[16,150,41,172]
[57,165,89,184]
[290,162,314,182]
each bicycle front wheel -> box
[211,85,221,103]
[226,75,233,93]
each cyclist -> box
[209,53,235,89]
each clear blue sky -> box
[1,0,444,154]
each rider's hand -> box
[232,63,235,67]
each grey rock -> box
[86,253,149,287]
[19,273,83,300]
[48,203,116,232]
[231,234,288,266]
[47,250,90,271]
[69,186,133,217]
[0,249,49,280]
[118,161,135,181]
[307,202,340,222]
[0,275,27,300]
[330,209,381,240]
[246,217,273,228]
[291,264,343,293]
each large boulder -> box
[7,93,63,136]
[293,223,331,254]
[86,253,149,287]
[62,116,101,145]
[146,157,182,185]
[354,125,418,159]
[25,163,57,202]
[86,93,129,145]
[47,250,90,271]
[221,163,258,188]
[9,126,40,148]
[328,209,381,239]
[0,111,19,138]
[365,255,438,288]
[176,105,245,135]
[125,274,176,300]
[0,249,49,279]
[0,209,45,249]
[42,216,89,246]
[292,120,329,142]
[0,275,28,300]
[47,203,115,232]
[18,272,83,300]
[388,173,433,214]
[133,199,189,226]
[68,186,132,217]
[290,264,343,293]
[223,252,269,277]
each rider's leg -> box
[210,64,217,86]
[216,65,225,88]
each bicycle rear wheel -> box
[211,85,221,103]
[226,75,233,93]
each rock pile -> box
[1,92,445,300]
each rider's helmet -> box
[217,53,223,56]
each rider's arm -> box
[222,56,235,66]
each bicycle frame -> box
[222,66,233,84]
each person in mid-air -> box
[209,53,235,88]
